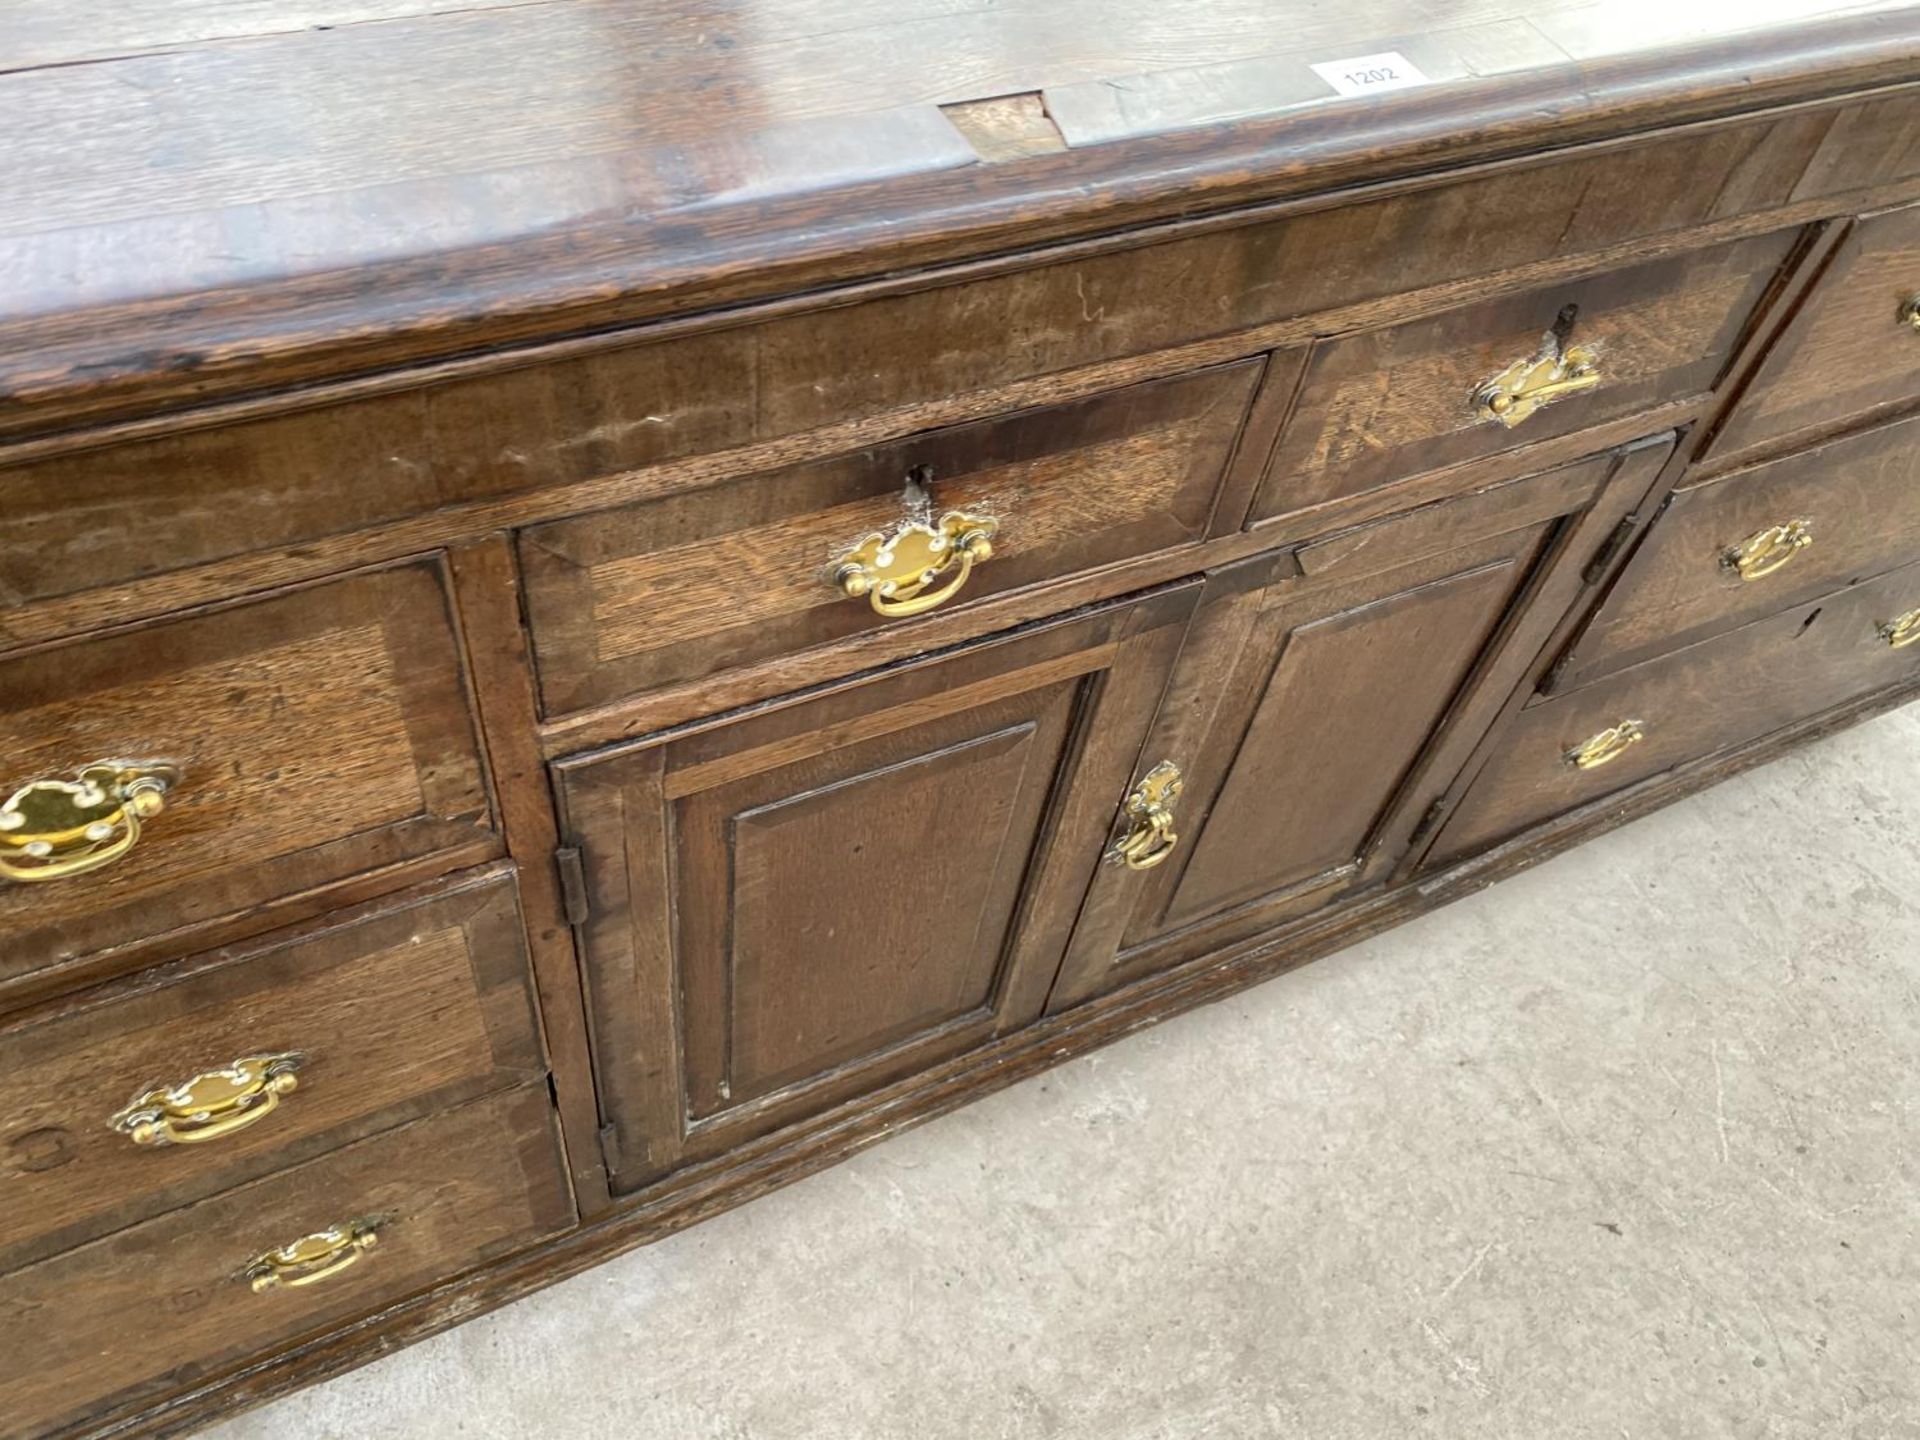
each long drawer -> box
[0,869,545,1271]
[1554,408,1920,687]
[2,1084,573,1439]
[1248,230,1798,523]
[1433,558,1920,864]
[518,362,1264,715]
[0,560,496,1000]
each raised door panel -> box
[1052,442,1671,1011]
[1149,559,1530,935]
[561,588,1197,1193]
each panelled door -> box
[558,587,1197,1193]
[1048,438,1674,1011]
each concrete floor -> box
[206,705,1920,1440]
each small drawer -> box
[1711,202,1920,460]
[1432,559,1920,864]
[0,560,495,999]
[1249,230,1798,525]
[0,1084,571,1437]
[0,868,544,1271]
[517,361,1264,715]
[1555,409,1920,688]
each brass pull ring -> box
[1878,607,1920,649]
[1566,719,1646,771]
[1722,520,1813,582]
[0,760,179,884]
[834,510,998,619]
[1108,762,1183,871]
[1475,339,1602,428]
[110,1053,304,1147]
[245,1223,379,1293]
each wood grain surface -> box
[0,561,495,1005]
[0,1084,572,1439]
[1,3,1916,433]
[0,868,544,1271]
[1435,554,1920,862]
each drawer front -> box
[1558,409,1920,687]
[1711,202,1920,459]
[0,560,495,997]
[560,588,1196,1193]
[0,869,544,1271]
[1,1084,572,1439]
[519,363,1262,715]
[0,115,1828,607]
[1434,559,1920,864]
[1250,230,1798,524]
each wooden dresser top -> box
[2,0,1917,435]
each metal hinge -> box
[555,845,590,925]
[1582,514,1640,586]
[1407,796,1452,851]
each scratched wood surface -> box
[0,561,496,1005]
[0,868,545,1272]
[0,0,1915,434]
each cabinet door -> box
[559,587,1196,1193]
[1050,441,1672,1011]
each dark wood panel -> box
[0,868,544,1271]
[1252,229,1798,521]
[1050,441,1663,1011]
[0,561,495,1002]
[559,587,1197,1192]
[1435,555,1920,863]
[0,117,1835,606]
[1709,201,1920,458]
[0,6,1914,435]
[1556,408,1920,687]
[0,1084,572,1439]
[519,361,1267,715]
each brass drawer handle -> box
[1475,338,1601,428]
[833,509,998,618]
[1722,520,1813,582]
[245,1222,379,1293]
[1901,295,1920,332]
[1567,720,1646,771]
[110,1053,304,1147]
[0,759,179,884]
[1879,607,1920,649]
[1107,761,1183,871]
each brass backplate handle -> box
[1901,294,1920,332]
[833,509,999,619]
[110,1053,304,1147]
[1474,336,1602,428]
[245,1222,379,1293]
[1107,761,1184,871]
[1566,719,1647,771]
[1878,607,1920,649]
[0,759,180,884]
[1722,520,1813,581]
